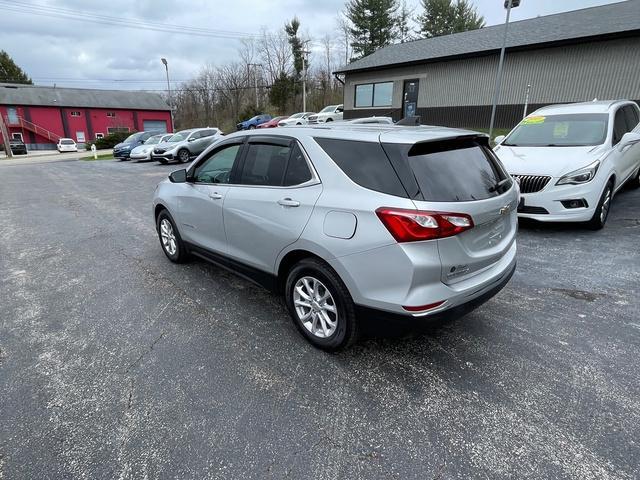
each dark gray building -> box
[334,0,640,129]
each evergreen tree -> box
[285,17,304,81]
[417,0,484,39]
[345,0,399,60]
[0,50,32,84]
[269,71,294,114]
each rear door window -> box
[283,143,312,186]
[314,138,407,197]
[395,141,510,202]
[238,143,291,186]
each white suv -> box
[308,105,344,124]
[494,101,640,229]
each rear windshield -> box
[503,113,609,147]
[61,139,75,144]
[407,143,511,202]
[314,138,408,197]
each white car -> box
[57,138,77,152]
[278,112,315,127]
[494,100,640,229]
[129,133,173,162]
[308,105,344,124]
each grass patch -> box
[82,153,115,161]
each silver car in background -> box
[153,125,518,350]
[152,128,223,164]
[129,133,173,162]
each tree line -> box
[173,0,484,131]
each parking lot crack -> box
[124,331,166,374]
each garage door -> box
[143,120,168,133]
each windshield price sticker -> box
[553,122,569,138]
[522,116,545,125]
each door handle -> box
[277,198,300,207]
[209,192,223,200]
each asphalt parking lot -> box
[1,158,639,479]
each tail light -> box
[375,207,474,242]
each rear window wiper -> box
[489,178,510,193]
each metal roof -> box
[0,83,170,111]
[335,0,640,74]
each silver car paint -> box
[154,125,518,316]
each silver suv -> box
[153,125,518,350]
[152,128,223,164]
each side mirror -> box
[188,137,195,142]
[494,135,506,145]
[619,131,640,150]
[169,169,187,183]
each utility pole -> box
[489,0,521,139]
[247,63,262,111]
[161,58,174,132]
[0,115,13,159]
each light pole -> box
[302,48,310,112]
[161,57,174,132]
[488,0,521,140]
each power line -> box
[0,1,260,39]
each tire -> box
[249,125,256,130]
[325,118,333,122]
[587,179,614,230]
[156,210,188,263]
[177,149,190,164]
[296,122,302,125]
[284,258,358,351]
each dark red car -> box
[256,116,287,128]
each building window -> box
[95,133,104,139]
[354,82,393,108]
[108,127,129,134]
[70,111,81,117]
[107,112,116,118]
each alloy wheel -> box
[179,150,189,162]
[293,276,338,338]
[160,219,177,255]
[600,186,612,224]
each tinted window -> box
[504,114,608,147]
[238,143,290,186]
[315,138,407,197]
[192,144,241,184]
[623,105,639,132]
[404,143,507,202]
[283,143,312,186]
[613,109,628,145]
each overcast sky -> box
[0,0,627,91]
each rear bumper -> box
[331,240,517,318]
[356,260,516,322]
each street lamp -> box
[161,57,174,132]
[488,0,521,140]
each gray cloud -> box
[1,0,625,91]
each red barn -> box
[0,82,172,150]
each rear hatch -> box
[382,135,518,285]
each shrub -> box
[93,131,135,149]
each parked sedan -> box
[152,125,517,350]
[5,138,28,155]
[57,138,78,152]
[278,112,315,127]
[236,114,272,130]
[113,131,155,160]
[152,128,223,164]
[129,134,173,162]
[256,116,288,129]
[494,100,640,229]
